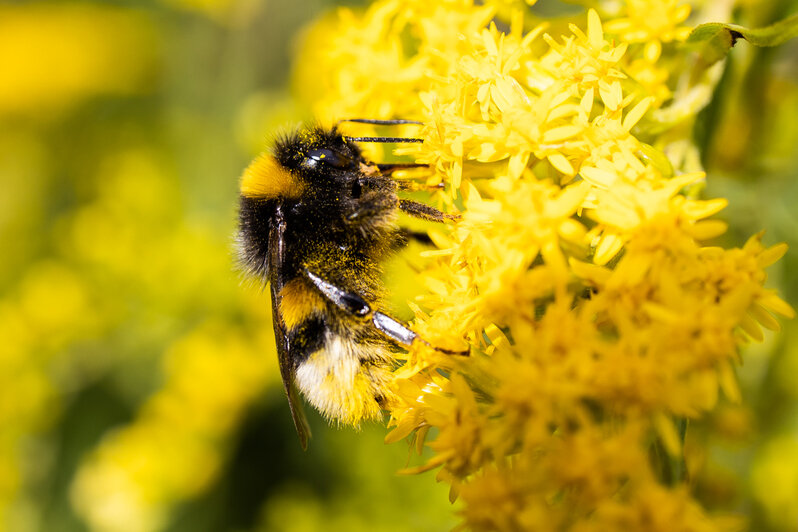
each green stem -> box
[669,417,689,485]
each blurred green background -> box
[0,0,797,531]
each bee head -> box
[240,126,363,200]
[277,126,362,178]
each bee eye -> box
[304,148,352,169]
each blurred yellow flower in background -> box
[0,5,158,117]
[0,0,459,530]
[1,0,797,531]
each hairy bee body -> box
[237,125,444,447]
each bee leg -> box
[345,201,387,223]
[305,270,371,317]
[396,228,433,246]
[377,163,429,175]
[371,311,417,346]
[345,187,398,223]
[399,199,459,223]
[395,180,445,192]
[372,311,469,355]
[304,269,468,355]
[304,270,403,342]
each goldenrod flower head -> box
[603,0,693,45]
[294,1,790,530]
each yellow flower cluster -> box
[295,1,793,530]
[0,141,276,529]
[58,151,279,532]
[0,4,157,116]
[0,262,96,526]
[72,322,274,532]
[0,6,157,521]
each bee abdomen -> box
[294,332,394,425]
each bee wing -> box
[271,289,312,450]
[269,210,311,450]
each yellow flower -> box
[602,0,693,97]
[0,4,157,116]
[71,322,275,532]
[294,2,791,530]
[603,0,693,45]
[751,436,798,530]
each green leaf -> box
[686,14,798,65]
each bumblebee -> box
[237,119,456,448]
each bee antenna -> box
[344,136,423,143]
[336,118,423,126]
[339,118,424,144]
